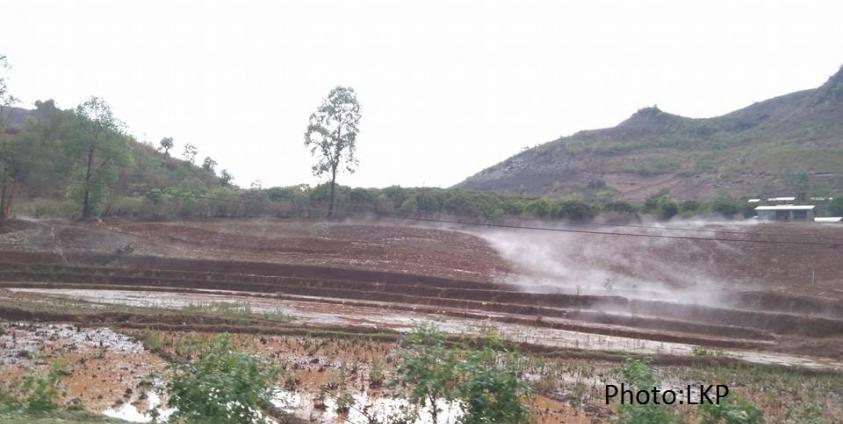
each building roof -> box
[767,196,797,202]
[815,217,843,223]
[747,198,761,203]
[755,205,815,211]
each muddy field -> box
[1,217,843,422]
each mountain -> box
[456,66,843,201]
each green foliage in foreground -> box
[182,301,294,322]
[0,411,128,423]
[394,325,532,424]
[0,361,64,414]
[614,357,765,424]
[615,357,681,424]
[161,334,280,424]
[699,396,764,424]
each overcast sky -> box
[1,0,842,188]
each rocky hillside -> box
[456,66,843,201]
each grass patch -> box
[182,301,295,322]
[0,411,129,423]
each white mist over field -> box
[477,220,757,306]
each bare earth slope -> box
[1,218,843,369]
[456,66,843,201]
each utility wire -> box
[135,189,843,248]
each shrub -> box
[394,325,531,424]
[829,196,843,216]
[554,200,596,221]
[21,363,63,413]
[603,200,639,215]
[644,192,679,220]
[456,338,531,424]
[699,396,764,424]
[394,325,458,424]
[163,334,279,424]
[525,198,554,217]
[710,195,741,218]
[615,357,680,424]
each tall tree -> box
[69,97,130,218]
[220,169,233,187]
[0,54,20,221]
[159,137,174,156]
[182,143,198,164]
[304,86,361,218]
[202,156,217,172]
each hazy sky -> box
[1,0,842,188]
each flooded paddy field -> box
[1,218,843,422]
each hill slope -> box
[2,101,221,205]
[456,66,843,201]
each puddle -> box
[7,289,843,372]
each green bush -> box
[615,358,680,424]
[699,396,764,424]
[710,195,741,218]
[163,334,279,424]
[602,200,639,215]
[525,198,554,217]
[456,339,531,424]
[394,325,531,424]
[829,196,843,216]
[553,200,596,221]
[644,193,679,220]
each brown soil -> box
[1,218,843,363]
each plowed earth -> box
[1,218,842,366]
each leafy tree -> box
[554,200,596,221]
[68,97,130,218]
[828,196,843,216]
[680,200,702,213]
[202,156,217,172]
[603,200,639,216]
[220,169,234,187]
[304,86,361,218]
[0,54,20,221]
[394,325,459,424]
[182,143,198,164]
[159,137,174,156]
[525,198,554,217]
[163,334,279,424]
[710,194,741,218]
[644,192,679,220]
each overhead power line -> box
[136,189,843,248]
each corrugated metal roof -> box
[767,196,797,202]
[755,205,815,211]
[815,217,843,223]
[747,199,761,203]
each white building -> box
[755,205,815,221]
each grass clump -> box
[183,301,295,322]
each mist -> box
[475,219,759,307]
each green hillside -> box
[457,66,843,201]
[1,100,224,218]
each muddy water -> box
[8,288,842,372]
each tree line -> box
[6,53,833,224]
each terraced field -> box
[1,219,842,363]
[1,218,843,422]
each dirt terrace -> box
[1,218,843,366]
